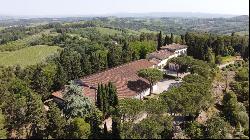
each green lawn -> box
[0,45,61,67]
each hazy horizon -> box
[0,0,249,17]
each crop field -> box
[0,45,61,67]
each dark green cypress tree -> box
[101,84,107,117]
[164,35,168,46]
[111,117,121,139]
[96,84,102,110]
[170,33,174,44]
[89,111,102,139]
[103,122,108,138]
[109,82,118,107]
[157,31,162,51]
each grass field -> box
[0,45,61,67]
[95,27,122,35]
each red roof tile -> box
[147,50,174,60]
[161,44,188,51]
[52,59,155,100]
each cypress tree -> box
[101,84,108,117]
[96,84,102,110]
[103,122,108,138]
[157,31,162,51]
[170,33,174,44]
[164,35,167,46]
[111,117,121,139]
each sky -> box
[0,0,249,16]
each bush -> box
[215,55,222,64]
[228,64,234,67]
[164,74,176,79]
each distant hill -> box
[103,12,238,18]
[0,12,243,19]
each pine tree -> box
[157,31,162,51]
[46,102,66,139]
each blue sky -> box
[0,0,248,16]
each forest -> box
[0,16,249,139]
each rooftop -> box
[52,59,155,100]
[161,44,188,51]
[147,50,174,60]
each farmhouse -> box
[52,44,187,102]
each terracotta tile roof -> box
[52,90,63,100]
[52,59,155,100]
[161,44,188,51]
[149,58,162,65]
[147,50,174,60]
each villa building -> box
[52,44,188,102]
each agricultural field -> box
[95,27,122,35]
[0,29,52,52]
[0,45,61,67]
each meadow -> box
[0,45,61,67]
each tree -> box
[205,116,231,139]
[2,78,46,139]
[0,110,7,139]
[63,81,95,119]
[206,48,215,64]
[157,31,162,51]
[222,91,249,129]
[215,55,222,64]
[138,68,163,95]
[53,63,67,90]
[170,33,174,44]
[107,45,122,68]
[46,102,66,139]
[103,122,108,138]
[68,117,91,139]
[184,121,204,139]
[122,42,133,63]
[112,117,121,139]
[145,98,167,115]
[119,98,144,122]
[164,35,171,45]
[25,92,47,139]
[31,64,57,101]
[96,82,119,118]
[58,48,83,80]
[88,109,103,139]
[130,115,173,139]
[107,82,118,108]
